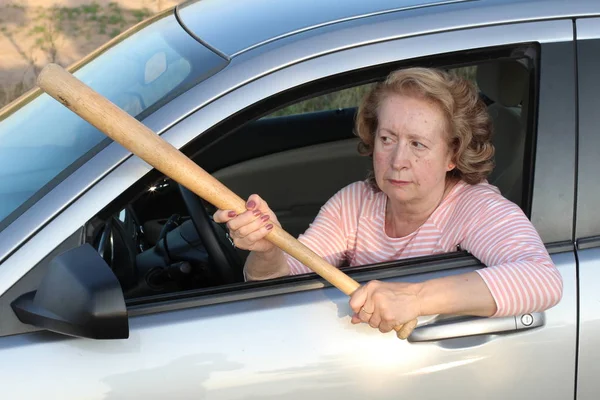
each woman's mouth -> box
[388,179,411,187]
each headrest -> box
[476,60,528,107]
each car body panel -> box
[576,247,600,400]
[574,17,600,400]
[0,254,576,399]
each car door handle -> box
[408,313,544,342]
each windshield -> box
[0,11,227,230]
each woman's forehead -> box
[377,94,447,133]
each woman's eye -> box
[380,135,392,144]
[412,141,426,149]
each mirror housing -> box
[11,244,129,339]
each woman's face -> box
[373,93,454,205]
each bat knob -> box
[395,318,418,340]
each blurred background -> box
[0,0,184,108]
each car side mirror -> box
[11,244,129,339]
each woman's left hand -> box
[349,280,422,334]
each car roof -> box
[177,0,476,57]
[177,0,599,57]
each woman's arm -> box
[349,273,496,333]
[456,188,563,317]
[349,186,563,332]
[416,271,497,316]
[238,182,362,280]
[279,183,362,275]
[244,246,290,280]
[214,195,290,280]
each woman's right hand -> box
[213,194,281,254]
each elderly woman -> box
[213,67,563,335]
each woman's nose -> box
[391,144,410,170]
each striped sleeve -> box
[286,183,363,275]
[457,187,563,317]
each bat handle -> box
[395,319,418,340]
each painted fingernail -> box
[253,210,262,217]
[266,224,274,230]
[246,200,256,209]
[261,214,270,222]
[228,211,236,218]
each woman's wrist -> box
[415,279,444,317]
[408,281,425,318]
[243,248,289,281]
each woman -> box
[213,67,563,336]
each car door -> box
[574,17,600,400]
[0,18,577,400]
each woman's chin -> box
[382,186,415,202]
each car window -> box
[82,53,535,303]
[0,12,227,231]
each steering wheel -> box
[178,184,244,284]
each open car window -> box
[84,55,535,301]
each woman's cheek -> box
[420,159,445,186]
[412,157,433,185]
[373,151,386,170]
[372,152,387,187]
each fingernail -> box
[266,224,273,230]
[228,211,236,218]
[260,214,270,222]
[246,200,256,209]
[253,210,261,217]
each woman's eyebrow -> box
[406,133,432,144]
[378,127,398,136]
[378,128,434,145]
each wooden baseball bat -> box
[36,63,418,339]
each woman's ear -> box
[446,154,456,171]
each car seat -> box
[476,59,530,206]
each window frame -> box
[87,45,543,305]
[575,19,600,244]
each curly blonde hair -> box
[356,67,494,189]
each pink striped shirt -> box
[286,180,563,317]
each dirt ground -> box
[0,0,184,107]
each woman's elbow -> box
[539,262,564,311]
[547,271,564,310]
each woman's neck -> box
[385,178,457,238]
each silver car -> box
[0,0,598,398]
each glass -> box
[0,13,227,230]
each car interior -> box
[86,56,534,301]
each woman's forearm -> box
[416,271,498,317]
[243,248,290,281]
